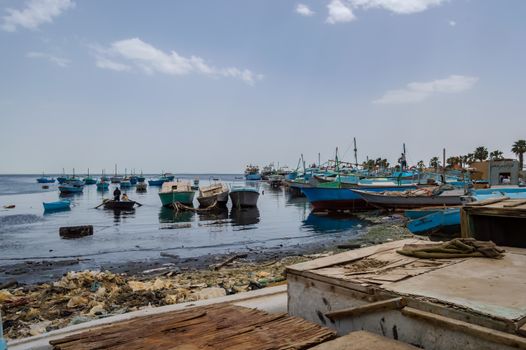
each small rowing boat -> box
[43,200,71,211]
[102,199,138,210]
[197,183,229,207]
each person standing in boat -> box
[113,187,121,201]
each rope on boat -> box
[173,200,218,212]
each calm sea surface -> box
[0,175,367,270]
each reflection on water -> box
[111,209,136,224]
[303,212,364,233]
[158,207,195,223]
[230,207,260,226]
[197,207,229,222]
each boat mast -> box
[353,137,358,168]
[114,164,117,176]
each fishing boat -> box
[83,169,97,185]
[102,199,138,210]
[120,179,132,188]
[406,208,460,235]
[352,187,463,209]
[129,176,138,185]
[148,178,165,186]
[268,174,284,188]
[58,181,84,194]
[43,200,70,211]
[244,165,262,181]
[36,173,55,184]
[302,183,417,211]
[191,178,200,191]
[110,164,123,183]
[162,173,175,181]
[96,180,109,190]
[229,185,259,207]
[158,181,195,207]
[137,175,146,183]
[57,168,67,184]
[136,182,147,192]
[197,183,229,207]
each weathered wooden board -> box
[309,330,419,350]
[50,304,336,350]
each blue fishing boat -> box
[43,200,71,211]
[406,208,460,235]
[58,179,84,194]
[148,178,165,186]
[129,176,138,185]
[96,181,109,190]
[57,176,68,184]
[302,184,417,211]
[137,176,146,183]
[37,176,55,183]
[120,179,132,188]
[244,165,262,181]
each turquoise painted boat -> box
[158,181,195,207]
[43,200,71,211]
[120,179,132,188]
[148,178,165,186]
[406,208,460,235]
[96,181,109,190]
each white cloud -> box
[373,75,479,104]
[326,0,355,24]
[449,20,456,27]
[349,0,447,14]
[93,38,263,85]
[26,51,70,67]
[296,4,315,16]
[2,0,74,32]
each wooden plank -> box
[325,297,406,321]
[465,197,510,207]
[503,200,526,208]
[286,239,421,273]
[460,207,470,238]
[401,307,526,349]
[50,304,336,350]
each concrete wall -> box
[288,275,521,350]
[470,160,519,185]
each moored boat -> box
[58,179,84,194]
[302,183,417,211]
[197,183,229,207]
[191,178,200,191]
[96,180,109,190]
[352,187,463,209]
[37,175,55,184]
[148,178,165,186]
[158,181,195,207]
[229,185,259,207]
[136,182,147,192]
[120,179,132,188]
[406,208,460,235]
[244,165,262,181]
[43,200,70,211]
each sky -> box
[0,0,525,174]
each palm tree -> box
[417,160,425,170]
[473,146,488,162]
[447,156,461,168]
[429,157,440,171]
[489,150,504,160]
[512,140,526,170]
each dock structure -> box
[461,197,526,247]
[286,239,526,350]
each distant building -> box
[470,160,520,186]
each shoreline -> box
[0,215,416,340]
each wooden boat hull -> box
[352,189,463,209]
[230,190,259,207]
[43,200,70,211]
[158,191,195,207]
[136,183,147,192]
[103,200,136,210]
[197,190,229,207]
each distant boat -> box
[137,175,146,183]
[58,181,84,194]
[162,173,175,181]
[96,181,109,191]
[83,169,97,185]
[406,208,460,235]
[37,176,55,184]
[158,181,195,207]
[197,183,229,207]
[129,176,138,185]
[148,178,165,186]
[120,179,132,188]
[43,200,71,211]
[191,177,200,191]
[229,185,259,207]
[244,165,262,181]
[136,182,147,192]
[268,174,284,188]
[111,164,122,183]
[57,176,68,184]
